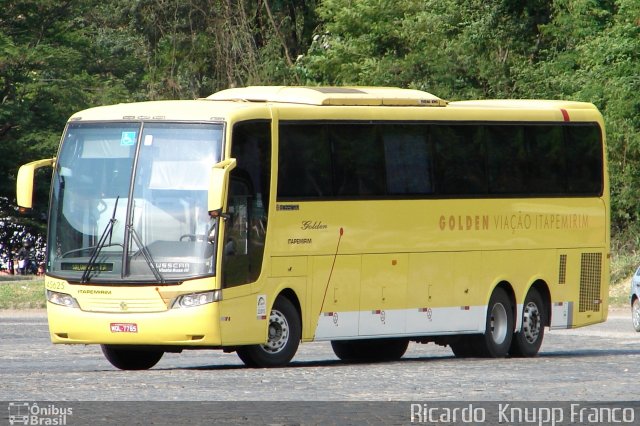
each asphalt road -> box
[1,308,639,424]
[1,308,638,401]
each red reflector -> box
[560,109,570,122]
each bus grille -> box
[558,254,567,284]
[579,252,602,312]
[81,297,167,313]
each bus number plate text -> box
[110,323,138,333]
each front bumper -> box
[46,302,222,346]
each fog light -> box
[172,290,221,309]
[46,290,80,308]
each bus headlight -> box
[171,290,221,309]
[46,290,80,308]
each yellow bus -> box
[17,86,609,370]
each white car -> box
[631,266,640,332]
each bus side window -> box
[382,124,433,195]
[223,175,252,287]
[432,125,487,195]
[565,124,603,195]
[331,124,385,197]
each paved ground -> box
[1,308,638,424]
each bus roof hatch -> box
[206,86,447,107]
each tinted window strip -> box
[277,121,603,200]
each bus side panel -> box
[311,255,361,340]
[219,286,268,345]
[406,252,484,334]
[358,253,407,336]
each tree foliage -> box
[297,0,551,98]
[1,0,639,261]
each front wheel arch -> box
[278,288,303,336]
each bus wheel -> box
[474,288,514,358]
[331,338,408,362]
[632,298,640,332]
[236,297,301,368]
[100,345,164,370]
[510,288,546,357]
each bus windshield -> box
[47,122,224,284]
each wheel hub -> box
[522,301,541,343]
[262,309,289,354]
[490,302,509,345]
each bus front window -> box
[48,122,224,284]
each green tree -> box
[296,0,551,99]
[0,0,146,196]
[131,0,318,98]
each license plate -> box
[110,323,138,333]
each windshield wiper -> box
[81,196,119,283]
[127,224,166,284]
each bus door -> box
[218,121,271,345]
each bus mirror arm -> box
[16,158,56,210]
[208,158,237,212]
[208,209,231,221]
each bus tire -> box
[236,296,301,368]
[474,287,514,358]
[101,345,164,370]
[450,337,479,358]
[510,288,546,357]
[331,338,408,362]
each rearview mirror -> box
[16,158,55,210]
[208,158,237,213]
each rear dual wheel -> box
[450,287,546,358]
[510,288,545,357]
